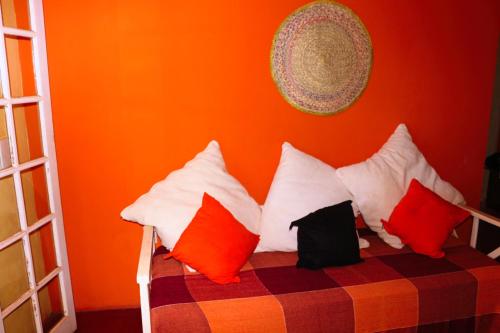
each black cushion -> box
[289,200,362,269]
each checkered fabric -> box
[150,231,499,333]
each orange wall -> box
[42,0,500,310]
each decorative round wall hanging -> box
[271,1,372,115]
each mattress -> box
[150,231,500,333]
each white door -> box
[0,0,76,332]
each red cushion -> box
[382,179,469,258]
[165,193,259,284]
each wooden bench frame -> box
[135,206,500,333]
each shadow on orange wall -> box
[42,0,500,310]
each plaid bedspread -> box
[150,232,500,333]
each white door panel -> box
[0,1,76,332]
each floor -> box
[76,308,142,333]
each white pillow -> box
[120,140,261,249]
[336,124,465,249]
[256,142,369,252]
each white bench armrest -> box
[137,225,155,284]
[136,225,155,333]
[461,205,500,259]
[461,205,500,228]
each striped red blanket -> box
[150,231,499,333]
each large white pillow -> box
[336,124,465,249]
[256,142,369,252]
[121,140,261,249]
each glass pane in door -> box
[38,276,64,332]
[30,222,57,283]
[21,165,50,225]
[13,103,44,163]
[0,240,29,309]
[0,175,20,242]
[3,299,37,333]
[0,0,31,30]
[5,35,36,97]
[0,107,12,170]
